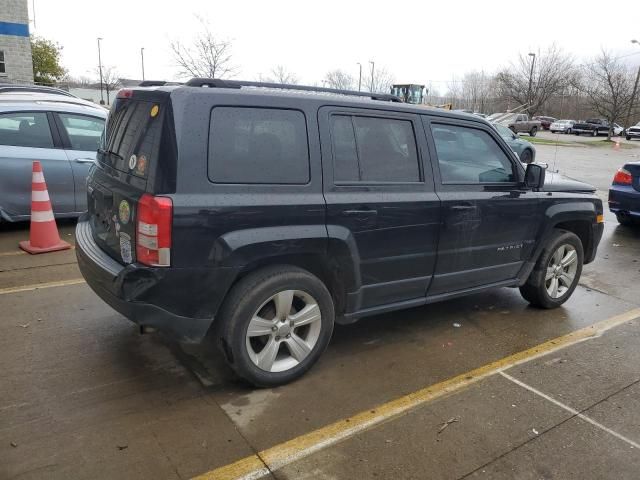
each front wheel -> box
[592,129,598,137]
[217,265,335,387]
[529,126,538,137]
[626,136,631,141]
[520,230,583,309]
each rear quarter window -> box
[208,107,310,184]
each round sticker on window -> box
[128,154,137,170]
[118,200,131,225]
[136,154,147,175]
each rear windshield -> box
[99,98,164,178]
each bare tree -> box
[259,65,299,84]
[170,18,236,79]
[362,65,395,94]
[324,69,355,90]
[496,45,575,117]
[579,50,637,140]
[94,66,120,105]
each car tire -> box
[592,130,598,137]
[574,132,580,136]
[616,213,634,226]
[519,230,583,309]
[626,136,631,141]
[529,127,537,137]
[216,265,335,387]
[520,149,533,164]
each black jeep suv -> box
[76,79,604,386]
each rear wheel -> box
[217,265,335,387]
[529,126,538,137]
[626,136,631,141]
[520,230,583,309]
[616,213,634,226]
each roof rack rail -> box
[184,78,402,102]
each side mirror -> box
[524,163,547,190]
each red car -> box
[533,116,557,130]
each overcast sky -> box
[29,0,640,91]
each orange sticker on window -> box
[150,105,159,117]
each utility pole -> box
[625,39,640,128]
[528,52,536,114]
[369,60,375,92]
[141,47,145,81]
[97,37,104,105]
[357,62,362,91]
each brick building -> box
[0,0,34,84]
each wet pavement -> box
[1,142,639,479]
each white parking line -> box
[500,371,640,449]
[0,278,85,295]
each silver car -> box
[0,93,107,222]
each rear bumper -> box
[608,186,640,217]
[627,130,640,139]
[75,217,237,342]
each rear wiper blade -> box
[98,148,123,160]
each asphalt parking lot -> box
[1,140,640,480]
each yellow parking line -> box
[0,278,85,295]
[193,307,640,480]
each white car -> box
[550,119,576,134]
[613,123,624,136]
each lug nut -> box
[286,334,291,339]
[275,336,280,341]
[271,326,277,332]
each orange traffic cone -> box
[19,161,72,254]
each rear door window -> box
[330,114,420,183]
[208,107,309,184]
[0,112,54,148]
[58,113,105,151]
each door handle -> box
[342,209,378,216]
[450,205,476,211]
[74,158,96,164]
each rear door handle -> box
[74,158,96,164]
[342,209,378,216]
[450,205,476,211]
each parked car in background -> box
[572,118,611,136]
[612,123,624,136]
[0,93,107,222]
[493,123,536,163]
[75,79,603,386]
[626,122,640,141]
[533,116,556,130]
[609,162,640,226]
[550,119,576,134]
[0,83,78,98]
[487,112,541,136]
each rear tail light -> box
[613,168,633,185]
[117,89,133,99]
[136,193,172,266]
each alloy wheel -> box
[545,244,578,299]
[245,290,322,372]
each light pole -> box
[625,39,640,129]
[97,37,104,105]
[369,60,375,92]
[528,52,536,113]
[141,47,145,81]
[357,62,362,91]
